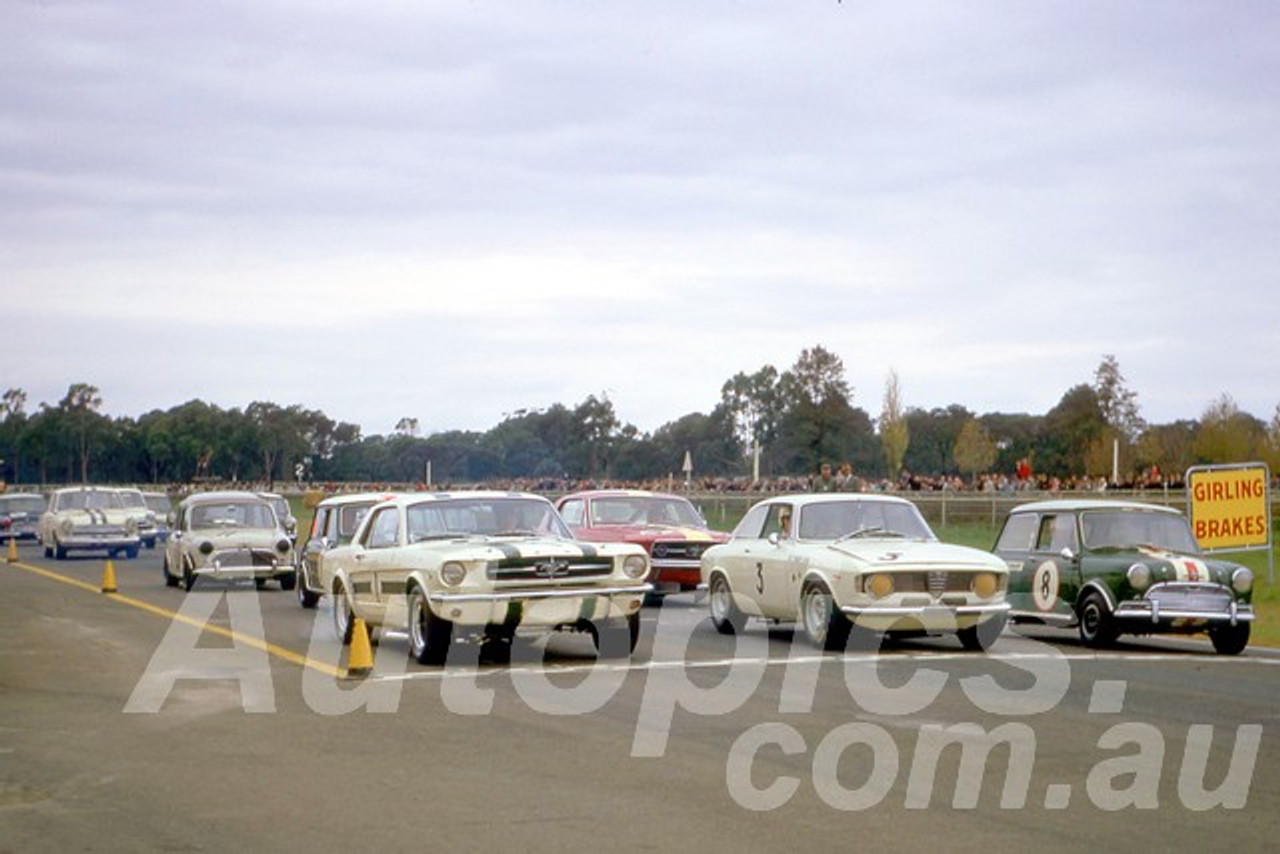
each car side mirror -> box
[1060,547,1077,562]
[167,512,176,526]
[768,532,781,546]
[285,517,298,535]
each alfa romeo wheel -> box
[801,582,852,651]
[958,614,1006,652]
[708,574,746,635]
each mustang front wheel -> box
[408,587,452,665]
[592,612,641,659]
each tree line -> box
[2,350,1278,488]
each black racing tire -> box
[708,573,746,635]
[1209,622,1250,656]
[408,586,451,665]
[279,570,297,592]
[958,613,1007,652]
[333,581,355,645]
[182,561,197,592]
[801,582,853,652]
[296,567,320,609]
[54,540,67,560]
[162,556,180,588]
[592,612,641,659]
[1078,590,1118,647]
[125,545,139,560]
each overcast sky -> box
[5,1,1278,438]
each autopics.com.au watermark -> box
[124,590,1265,812]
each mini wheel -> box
[1078,591,1118,647]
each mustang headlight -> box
[1127,563,1152,592]
[868,573,894,598]
[623,554,649,579]
[440,561,467,586]
[971,572,999,599]
[1232,567,1254,595]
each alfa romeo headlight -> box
[868,573,894,598]
[1127,563,1152,592]
[1232,567,1254,595]
[623,554,649,579]
[440,561,467,586]
[971,572,998,599]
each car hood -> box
[408,535,644,561]
[55,508,133,525]
[188,528,286,549]
[580,524,728,545]
[1125,546,1241,586]
[825,538,1008,572]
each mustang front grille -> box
[487,556,614,583]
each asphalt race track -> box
[2,542,1278,853]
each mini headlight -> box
[1232,567,1254,595]
[440,561,467,586]
[623,554,649,579]
[199,540,214,555]
[1127,563,1152,592]
[276,538,291,554]
[868,573,894,598]
[971,572,998,599]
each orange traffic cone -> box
[345,617,374,679]
[101,559,118,594]
[6,537,16,563]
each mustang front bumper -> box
[428,583,652,627]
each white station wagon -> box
[700,493,1011,651]
[320,491,652,664]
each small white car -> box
[0,493,46,542]
[321,491,651,664]
[115,487,160,549]
[38,486,141,560]
[163,491,296,591]
[296,491,396,609]
[700,493,1011,651]
[259,492,298,544]
[141,491,174,543]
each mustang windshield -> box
[406,497,571,541]
[1080,510,1200,554]
[590,496,703,527]
[798,499,935,541]
[59,490,122,511]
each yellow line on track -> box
[7,559,345,679]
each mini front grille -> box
[212,548,279,568]
[1147,585,1232,613]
